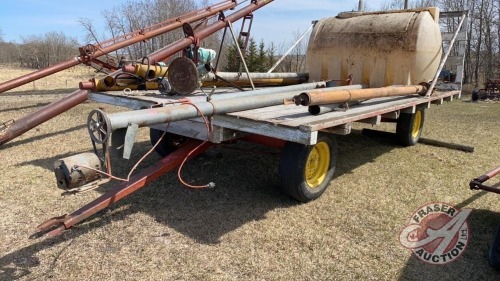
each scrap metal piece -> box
[167,57,199,95]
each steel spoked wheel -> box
[396,108,425,146]
[87,109,111,144]
[278,135,338,203]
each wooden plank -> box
[356,115,381,125]
[381,111,399,119]
[322,123,351,135]
[213,115,317,145]
[432,98,444,105]
[89,92,157,110]
[151,119,244,143]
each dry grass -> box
[0,65,99,92]
[0,70,500,280]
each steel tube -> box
[0,90,88,145]
[202,72,308,87]
[103,84,364,130]
[147,0,274,63]
[294,85,426,106]
[203,72,308,80]
[0,1,236,93]
[475,166,500,183]
[0,58,81,93]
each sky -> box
[0,0,387,46]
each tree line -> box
[0,0,498,88]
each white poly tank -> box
[306,8,442,87]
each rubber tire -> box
[396,108,425,146]
[149,128,188,157]
[489,225,500,270]
[278,135,338,203]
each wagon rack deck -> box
[89,88,461,145]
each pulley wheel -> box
[168,57,199,95]
[87,109,111,144]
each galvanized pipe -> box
[0,0,236,93]
[101,84,364,131]
[204,72,308,80]
[182,80,328,104]
[0,90,88,145]
[202,72,308,87]
[293,85,427,106]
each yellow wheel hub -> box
[305,142,330,188]
[411,111,422,139]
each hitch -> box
[469,166,500,194]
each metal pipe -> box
[203,80,327,101]
[293,85,426,106]
[358,0,364,11]
[100,84,364,131]
[425,12,467,97]
[267,24,314,73]
[201,72,308,87]
[0,90,88,145]
[0,0,236,93]
[227,20,255,90]
[0,58,81,93]
[147,0,274,64]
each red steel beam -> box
[0,0,236,93]
[36,139,211,237]
[469,166,500,194]
[0,89,89,145]
[147,0,274,64]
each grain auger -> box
[0,0,242,146]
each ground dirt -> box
[0,68,500,280]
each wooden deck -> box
[89,88,461,145]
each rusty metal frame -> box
[470,166,500,194]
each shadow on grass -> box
[396,191,500,280]
[1,131,400,280]
[0,102,51,113]
[0,88,80,97]
[2,124,87,150]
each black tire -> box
[149,128,188,157]
[278,135,338,203]
[489,225,500,270]
[396,108,425,146]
